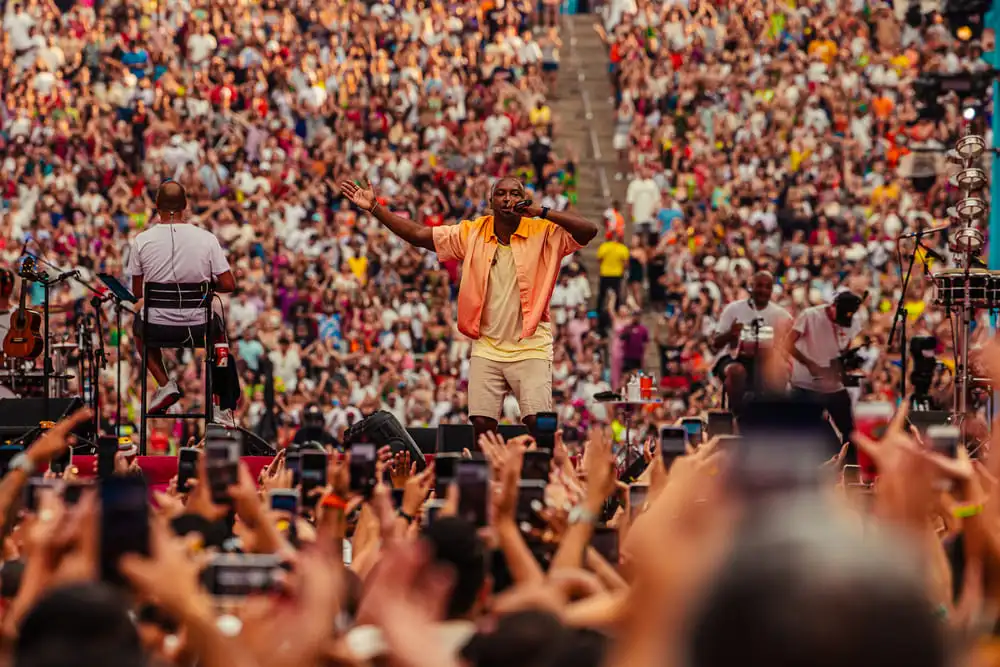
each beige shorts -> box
[468,356,552,421]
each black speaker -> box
[498,424,530,440]
[0,397,90,445]
[407,427,437,454]
[233,426,277,456]
[346,411,427,470]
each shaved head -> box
[155,181,187,214]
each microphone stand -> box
[24,250,132,435]
[888,228,947,401]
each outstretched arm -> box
[340,179,435,251]
[370,203,435,251]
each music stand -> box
[97,274,137,437]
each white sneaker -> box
[213,408,236,427]
[149,380,181,414]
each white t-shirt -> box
[626,177,661,225]
[714,299,792,362]
[127,223,230,325]
[789,305,863,393]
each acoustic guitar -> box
[2,258,43,359]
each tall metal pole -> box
[991,79,1000,273]
[987,5,1000,273]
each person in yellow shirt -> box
[529,101,552,130]
[597,231,630,307]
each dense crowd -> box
[0,370,996,667]
[0,0,997,453]
[591,0,995,443]
[0,0,590,450]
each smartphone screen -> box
[300,451,328,507]
[842,464,864,487]
[349,443,377,494]
[425,499,445,527]
[516,480,547,533]
[707,411,735,438]
[681,418,704,447]
[0,446,23,478]
[660,426,687,455]
[100,475,150,585]
[534,411,558,450]
[176,447,200,494]
[628,484,649,519]
[202,554,282,599]
[457,459,489,527]
[590,526,619,564]
[25,477,56,512]
[50,447,72,475]
[928,425,960,458]
[63,480,92,506]
[269,490,299,515]
[97,436,118,479]
[522,449,552,482]
[437,424,475,454]
[205,433,241,505]
[434,453,461,490]
[285,450,302,487]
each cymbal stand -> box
[23,267,78,423]
[946,132,988,434]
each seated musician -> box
[126,181,236,414]
[711,271,792,413]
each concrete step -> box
[557,12,622,307]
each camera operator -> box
[786,291,867,454]
[291,403,339,450]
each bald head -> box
[155,181,187,217]
[750,271,775,309]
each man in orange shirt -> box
[341,176,598,440]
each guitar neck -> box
[14,279,28,324]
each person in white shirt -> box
[786,291,866,453]
[625,168,662,228]
[128,182,236,413]
[711,271,792,414]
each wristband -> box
[322,494,347,511]
[368,202,379,214]
[398,510,415,524]
[539,206,550,220]
[952,503,984,519]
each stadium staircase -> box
[553,16,661,377]
[553,14,625,293]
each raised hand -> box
[340,178,377,212]
[26,408,93,466]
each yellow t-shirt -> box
[871,182,900,206]
[597,241,630,277]
[530,105,552,126]
[348,256,368,284]
[472,245,553,362]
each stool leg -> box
[205,346,214,425]
[140,343,149,456]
